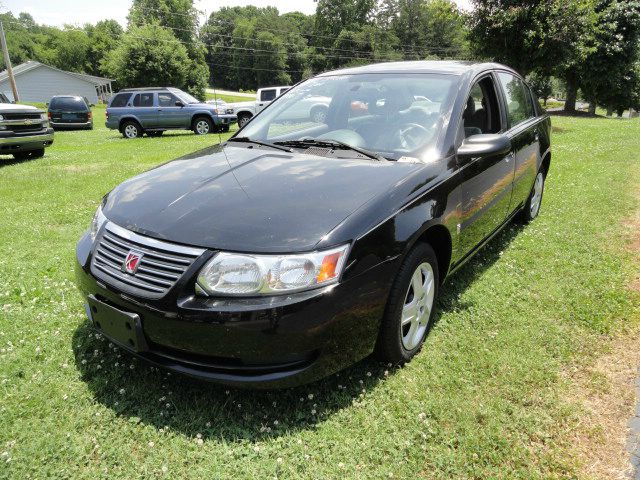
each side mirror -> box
[175,100,184,107]
[457,134,512,162]
[45,102,49,106]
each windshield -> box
[49,96,88,111]
[173,89,201,105]
[239,73,458,160]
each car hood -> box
[0,103,40,113]
[103,144,421,252]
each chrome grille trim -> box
[90,222,206,298]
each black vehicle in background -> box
[75,61,551,388]
[48,95,93,130]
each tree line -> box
[1,0,639,114]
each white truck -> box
[0,92,54,160]
[224,86,290,128]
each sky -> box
[3,0,473,28]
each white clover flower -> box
[276,457,283,464]
[307,393,313,400]
[119,388,125,395]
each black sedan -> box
[75,61,551,388]
[48,95,93,130]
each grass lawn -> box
[205,92,255,103]
[0,111,639,479]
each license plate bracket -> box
[87,295,148,352]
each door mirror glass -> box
[458,134,511,161]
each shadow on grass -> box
[73,221,524,442]
[0,153,43,169]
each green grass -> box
[205,92,255,103]
[0,114,639,479]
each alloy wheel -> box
[124,124,139,138]
[195,119,210,135]
[530,172,544,218]
[401,262,435,350]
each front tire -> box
[519,170,545,223]
[238,113,252,128]
[375,243,439,364]
[193,117,213,135]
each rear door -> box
[131,92,157,128]
[457,73,515,256]
[495,72,541,211]
[157,92,185,128]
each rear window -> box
[110,93,132,108]
[49,97,88,111]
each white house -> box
[0,61,113,104]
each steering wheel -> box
[395,123,431,150]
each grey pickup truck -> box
[0,93,54,160]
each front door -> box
[157,92,186,128]
[457,74,515,256]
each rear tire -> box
[518,170,545,223]
[375,243,439,364]
[121,120,142,139]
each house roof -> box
[0,61,113,86]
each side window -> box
[497,72,529,127]
[523,84,537,118]
[279,88,289,95]
[110,93,131,108]
[461,76,502,138]
[260,89,277,102]
[133,93,154,107]
[158,93,178,107]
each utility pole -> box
[0,21,19,102]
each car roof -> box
[317,60,517,77]
[117,87,178,93]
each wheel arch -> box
[118,116,141,132]
[409,224,452,284]
[540,150,551,177]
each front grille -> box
[91,222,205,299]
[225,108,234,114]
[3,113,41,120]
[10,124,44,133]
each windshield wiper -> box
[273,139,387,161]
[227,136,293,153]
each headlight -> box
[0,114,4,120]
[197,244,350,296]
[89,205,107,241]
[211,108,219,115]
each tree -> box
[85,20,124,77]
[468,0,595,112]
[103,24,191,92]
[128,0,199,44]
[579,0,640,115]
[527,71,553,105]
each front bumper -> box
[215,114,237,126]
[0,128,54,153]
[75,230,396,388]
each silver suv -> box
[106,87,237,138]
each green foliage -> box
[103,24,191,93]
[527,72,553,104]
[579,0,640,112]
